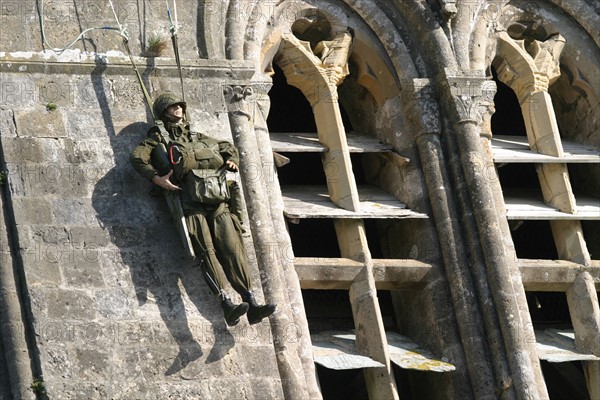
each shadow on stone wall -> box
[89,67,237,378]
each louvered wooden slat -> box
[504,190,600,220]
[492,135,600,163]
[294,257,432,289]
[281,185,427,219]
[270,131,393,153]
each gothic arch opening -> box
[549,62,600,259]
[266,47,399,397]
[488,24,596,397]
[490,66,557,261]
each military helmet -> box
[152,92,187,118]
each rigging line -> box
[106,0,155,118]
[165,0,176,35]
[122,39,155,119]
[37,0,127,54]
[108,0,126,37]
[166,0,186,104]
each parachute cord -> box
[38,0,127,54]
[166,0,186,115]
[166,0,177,36]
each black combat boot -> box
[242,291,276,325]
[219,293,249,327]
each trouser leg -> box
[185,213,227,295]
[210,208,252,294]
[227,180,244,223]
[186,210,251,327]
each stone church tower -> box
[0,1,598,399]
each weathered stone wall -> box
[0,53,283,399]
[2,0,599,399]
[1,0,202,58]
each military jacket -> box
[129,120,239,211]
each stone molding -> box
[0,51,255,79]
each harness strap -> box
[152,121,171,145]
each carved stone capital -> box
[495,31,565,102]
[438,0,457,18]
[444,70,497,125]
[223,84,254,101]
[222,83,273,129]
[480,79,497,138]
[275,32,352,106]
[223,84,257,120]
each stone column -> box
[566,272,600,399]
[223,84,310,400]
[495,31,590,265]
[443,70,549,399]
[409,79,499,399]
[245,83,323,400]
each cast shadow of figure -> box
[90,89,236,376]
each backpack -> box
[169,140,224,181]
[169,141,229,204]
[149,124,230,205]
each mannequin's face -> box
[164,104,183,121]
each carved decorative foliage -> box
[445,71,497,125]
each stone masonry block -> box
[19,224,69,244]
[47,289,96,319]
[236,343,280,377]
[112,381,212,400]
[91,196,164,226]
[0,108,17,137]
[0,138,45,163]
[46,382,109,400]
[14,163,91,197]
[155,382,214,400]
[69,226,111,247]
[63,138,111,164]
[41,345,73,380]
[207,377,269,400]
[14,108,66,138]
[62,258,105,288]
[249,378,285,400]
[94,289,131,319]
[135,344,191,380]
[51,198,97,225]
[91,164,150,198]
[10,197,53,224]
[65,111,116,139]
[109,224,179,249]
[20,252,62,286]
[74,347,110,380]
[114,321,156,346]
[108,347,145,382]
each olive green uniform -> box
[130,121,252,296]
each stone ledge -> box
[0,50,255,79]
